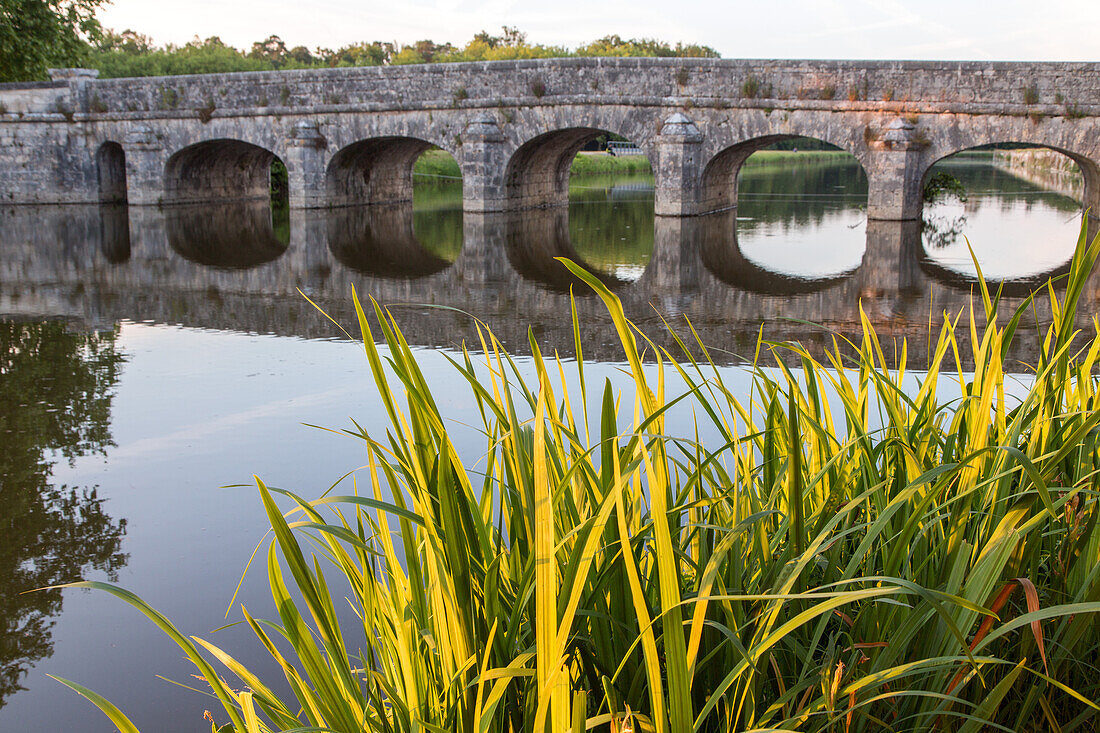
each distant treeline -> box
[88,27,720,78]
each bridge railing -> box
[607,141,644,156]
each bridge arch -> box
[325,137,458,208]
[96,141,127,203]
[920,142,1100,212]
[699,133,869,214]
[504,124,653,210]
[164,139,284,206]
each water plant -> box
[54,222,1100,732]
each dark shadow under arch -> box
[326,137,448,208]
[164,139,281,206]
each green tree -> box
[0,0,106,81]
[248,34,287,67]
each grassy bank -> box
[413,148,853,180]
[414,149,654,178]
[59,224,1100,732]
[741,149,853,167]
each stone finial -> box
[288,120,327,148]
[659,112,703,143]
[463,113,505,143]
[48,68,99,81]
[881,117,924,149]
[123,124,161,150]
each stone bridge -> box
[2,58,1100,219]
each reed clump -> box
[58,223,1100,732]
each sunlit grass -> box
[56,221,1100,732]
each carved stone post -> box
[866,118,927,221]
[460,113,509,212]
[284,120,328,209]
[122,124,167,206]
[654,112,704,217]
[47,68,98,112]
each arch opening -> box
[326,137,460,208]
[920,144,1092,283]
[505,128,655,280]
[325,140,464,273]
[96,142,127,204]
[164,139,285,207]
[705,136,868,283]
[504,128,652,210]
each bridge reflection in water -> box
[0,201,1092,369]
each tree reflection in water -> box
[0,320,128,708]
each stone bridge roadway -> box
[1,58,1100,222]
[0,203,1086,367]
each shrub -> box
[1023,84,1039,105]
[197,99,215,123]
[741,74,760,98]
[157,86,179,110]
[923,170,968,203]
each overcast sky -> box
[97,0,1100,61]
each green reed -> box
[55,220,1100,732]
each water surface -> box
[0,153,1095,732]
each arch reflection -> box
[166,201,288,269]
[700,211,856,295]
[327,204,460,279]
[504,207,630,292]
[98,203,131,264]
[918,252,1071,298]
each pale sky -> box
[97,0,1100,61]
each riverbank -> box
[991,148,1084,200]
[413,148,853,179]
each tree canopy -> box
[87,26,720,78]
[0,0,106,82]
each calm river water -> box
[0,152,1093,731]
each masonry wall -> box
[2,58,1100,215]
[39,59,1100,116]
